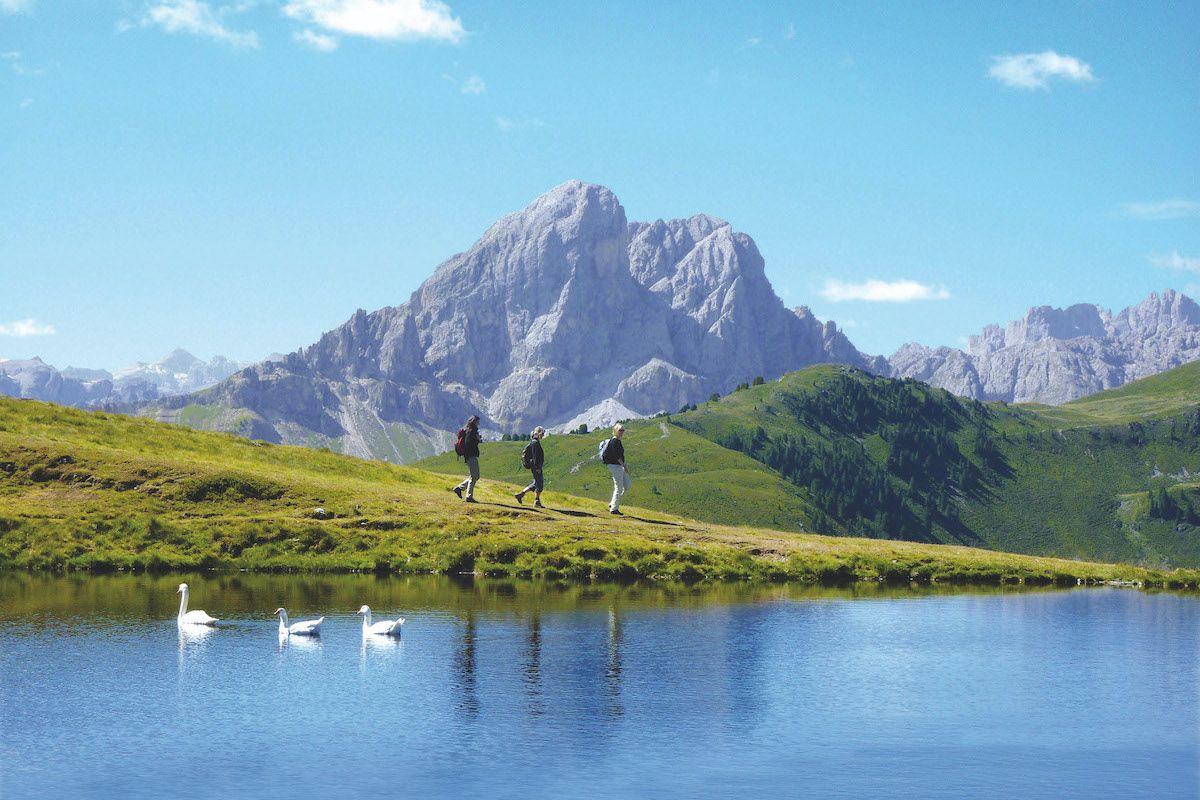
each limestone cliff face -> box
[153,181,873,462]
[888,290,1200,404]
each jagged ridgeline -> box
[418,362,1200,567]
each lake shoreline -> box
[3,524,1198,591]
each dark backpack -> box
[520,443,535,470]
[454,428,467,457]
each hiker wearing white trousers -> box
[600,423,630,515]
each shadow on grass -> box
[623,515,685,527]
[551,508,598,518]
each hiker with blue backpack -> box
[600,423,630,515]
[514,426,547,508]
[451,415,482,503]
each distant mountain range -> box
[0,349,263,407]
[8,181,1199,464]
[888,290,1200,403]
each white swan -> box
[358,605,404,636]
[176,583,218,626]
[275,607,323,636]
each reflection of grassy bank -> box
[0,571,1114,623]
[2,397,1198,588]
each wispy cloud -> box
[988,50,1094,90]
[293,28,338,51]
[2,49,43,76]
[821,279,951,303]
[744,36,761,48]
[1151,250,1200,274]
[282,0,465,44]
[0,319,55,337]
[142,1,260,48]
[1123,198,1200,221]
[783,22,796,41]
[496,115,544,132]
[0,0,33,14]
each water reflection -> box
[279,630,323,654]
[454,611,479,717]
[524,611,543,717]
[606,607,623,717]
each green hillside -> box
[418,363,1200,568]
[11,395,1190,586]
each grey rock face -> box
[889,290,1200,403]
[152,181,874,461]
[0,350,250,407]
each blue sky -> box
[2,0,1198,369]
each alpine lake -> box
[1,572,1196,799]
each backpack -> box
[520,442,535,470]
[454,428,467,457]
[598,438,612,460]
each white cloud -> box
[783,22,796,41]
[0,0,33,14]
[745,36,761,48]
[294,28,338,50]
[821,279,951,303]
[144,1,260,48]
[1123,198,1200,221]
[1151,250,1200,274]
[18,97,32,108]
[282,0,464,44]
[460,73,485,94]
[988,50,1094,90]
[0,319,55,337]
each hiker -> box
[515,426,546,508]
[452,415,482,503]
[601,423,631,515]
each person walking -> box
[515,426,547,508]
[452,415,482,503]
[601,423,631,515]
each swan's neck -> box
[361,609,372,629]
[177,589,188,620]
[278,610,289,633]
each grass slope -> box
[3,396,1194,587]
[419,363,1200,568]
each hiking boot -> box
[452,486,463,499]
[534,501,545,509]
[464,497,478,504]
[610,508,623,516]
[514,492,524,504]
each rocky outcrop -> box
[888,290,1200,403]
[150,181,874,462]
[0,350,251,408]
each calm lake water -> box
[1,574,1196,799]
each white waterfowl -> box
[275,607,323,636]
[176,583,218,626]
[358,605,404,636]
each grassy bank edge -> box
[3,515,1197,590]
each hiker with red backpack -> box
[514,426,547,508]
[451,415,482,503]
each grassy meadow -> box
[2,395,1196,587]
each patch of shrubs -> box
[180,472,285,502]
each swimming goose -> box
[358,605,404,636]
[275,607,323,636]
[176,583,218,626]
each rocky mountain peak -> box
[892,289,1200,404]
[159,348,202,372]
[152,181,879,462]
